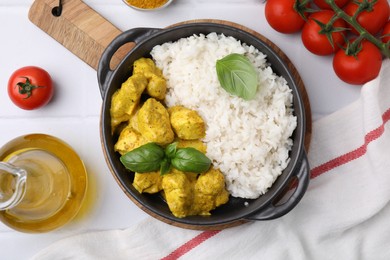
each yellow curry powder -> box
[126,0,168,9]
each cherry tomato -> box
[333,40,382,85]
[344,0,390,35]
[265,0,306,34]
[381,20,390,44]
[301,10,347,56]
[8,66,54,110]
[313,0,350,10]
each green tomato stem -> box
[16,77,44,99]
[327,13,339,27]
[324,0,390,58]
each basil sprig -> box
[216,53,258,100]
[172,148,212,173]
[119,142,165,173]
[120,142,211,175]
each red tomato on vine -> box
[381,20,390,44]
[301,10,347,56]
[8,66,54,110]
[344,0,390,35]
[265,0,307,34]
[333,40,382,85]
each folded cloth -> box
[33,60,390,260]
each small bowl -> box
[122,0,173,11]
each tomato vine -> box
[265,0,390,84]
[324,0,390,58]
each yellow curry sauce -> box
[110,57,229,218]
[125,0,168,10]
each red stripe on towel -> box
[161,230,221,260]
[311,108,390,178]
[161,108,390,260]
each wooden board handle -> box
[28,0,130,70]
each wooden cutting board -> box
[28,0,132,70]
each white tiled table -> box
[0,1,360,258]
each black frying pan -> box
[97,22,310,228]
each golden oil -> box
[0,134,88,233]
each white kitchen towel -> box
[32,59,390,260]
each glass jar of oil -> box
[0,134,88,233]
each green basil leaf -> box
[120,142,165,173]
[171,147,211,173]
[160,158,171,175]
[216,53,258,100]
[165,142,178,159]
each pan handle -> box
[97,27,161,98]
[244,151,310,221]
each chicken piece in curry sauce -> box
[110,57,230,218]
[168,105,206,140]
[162,168,229,218]
[114,124,147,155]
[133,171,162,194]
[133,167,229,218]
[110,74,147,132]
[176,139,207,154]
[110,58,167,133]
[133,57,167,100]
[137,98,174,145]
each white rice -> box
[150,33,297,199]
